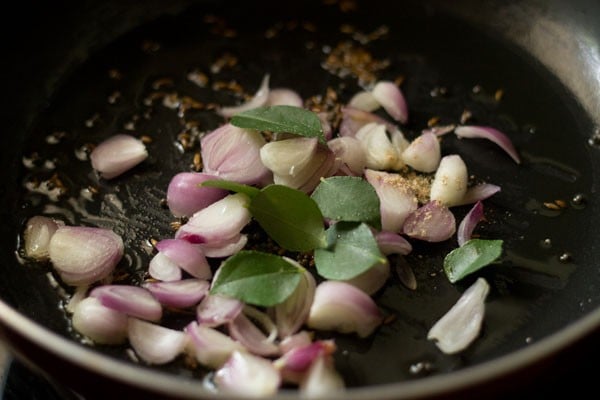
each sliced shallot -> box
[148,252,182,282]
[348,91,380,112]
[48,226,123,286]
[455,125,521,164]
[128,318,188,365]
[457,183,501,206]
[275,340,336,384]
[144,279,209,308]
[427,277,490,354]
[365,169,418,232]
[327,136,367,176]
[72,297,128,345]
[196,294,244,327]
[401,132,441,173]
[341,261,390,295]
[375,231,413,255]
[272,265,316,339]
[90,134,148,179]
[430,154,468,207]
[457,201,484,246]
[371,80,409,123]
[228,311,280,357]
[218,74,270,118]
[166,172,227,217]
[339,107,396,138]
[214,351,281,397]
[201,123,270,185]
[355,123,404,171]
[155,239,212,279]
[402,201,456,242]
[23,216,62,261]
[199,233,248,258]
[307,281,382,338]
[267,88,303,107]
[299,355,345,397]
[90,285,162,322]
[185,322,245,369]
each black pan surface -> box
[1,0,599,398]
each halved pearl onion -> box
[430,154,468,207]
[266,88,303,107]
[272,264,316,339]
[402,201,456,242]
[371,80,409,124]
[72,297,128,345]
[364,169,418,232]
[155,239,212,279]
[327,136,367,176]
[48,226,123,286]
[90,285,162,322]
[201,123,270,185]
[307,281,383,338]
[214,351,281,397]
[427,278,490,354]
[454,125,520,164]
[401,132,441,173]
[348,91,380,112]
[356,123,404,171]
[23,216,62,261]
[457,201,485,246]
[176,193,251,246]
[144,279,209,308]
[340,261,390,295]
[196,294,244,327]
[148,252,182,282]
[375,231,413,256]
[127,318,188,365]
[89,134,148,179]
[166,172,227,218]
[185,322,245,369]
[299,355,345,397]
[218,74,270,118]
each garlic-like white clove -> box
[327,136,367,176]
[214,351,281,397]
[72,297,128,345]
[260,137,318,177]
[23,216,62,261]
[48,226,124,286]
[430,154,468,207]
[401,132,441,173]
[201,123,271,185]
[127,318,188,365]
[218,74,270,118]
[90,134,148,179]
[364,169,418,232]
[356,123,404,171]
[427,277,490,354]
[307,281,383,338]
[371,81,409,123]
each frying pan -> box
[1,0,599,398]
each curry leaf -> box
[231,105,325,142]
[311,176,381,229]
[201,179,260,198]
[314,221,387,280]
[210,251,302,307]
[443,239,503,283]
[249,184,327,252]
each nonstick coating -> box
[1,0,600,398]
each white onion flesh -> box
[72,297,128,345]
[185,322,245,369]
[196,294,244,327]
[430,154,468,207]
[144,279,209,308]
[155,239,212,279]
[48,226,124,286]
[272,265,316,339]
[427,278,490,354]
[90,285,162,322]
[148,252,182,282]
[401,132,441,173]
[260,137,318,177]
[307,281,382,338]
[90,134,148,179]
[128,318,188,364]
[199,233,248,258]
[356,123,404,171]
[214,351,281,397]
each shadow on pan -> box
[1,0,600,398]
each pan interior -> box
[3,0,600,390]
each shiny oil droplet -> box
[587,127,600,147]
[558,252,572,263]
[540,238,552,249]
[570,193,587,209]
